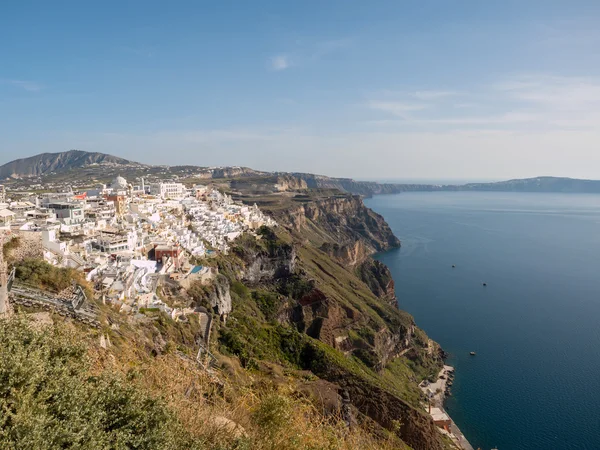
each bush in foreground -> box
[0,316,195,450]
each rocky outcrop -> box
[294,294,412,366]
[232,232,297,285]
[277,194,400,259]
[356,258,397,307]
[219,189,446,449]
[290,172,441,197]
[209,274,232,319]
[274,175,307,192]
[2,231,43,262]
[292,290,351,348]
[300,341,446,450]
[243,245,296,284]
[320,241,369,267]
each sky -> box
[2,0,600,180]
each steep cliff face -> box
[291,172,441,197]
[212,192,448,449]
[209,274,233,318]
[242,245,296,284]
[320,240,369,267]
[276,194,400,259]
[315,362,446,450]
[290,284,411,368]
[357,258,398,307]
[272,194,401,307]
[231,231,297,285]
[275,175,308,192]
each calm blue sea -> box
[365,192,600,450]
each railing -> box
[10,281,100,328]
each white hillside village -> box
[0,176,276,321]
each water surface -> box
[365,192,600,450]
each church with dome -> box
[110,176,132,196]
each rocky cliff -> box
[275,175,308,192]
[233,230,297,285]
[274,194,400,258]
[210,193,448,449]
[209,274,233,319]
[290,172,441,197]
[357,258,398,307]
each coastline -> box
[420,365,474,450]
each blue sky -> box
[2,1,600,180]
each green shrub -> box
[14,258,91,297]
[0,316,196,450]
[278,274,313,300]
[252,393,292,436]
[357,326,376,346]
[251,290,280,320]
[256,225,277,242]
[352,348,380,369]
[230,281,249,298]
[218,329,251,367]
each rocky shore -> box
[420,365,474,450]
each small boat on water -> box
[470,351,476,356]
[482,282,487,287]
[452,264,456,268]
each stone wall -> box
[1,230,43,262]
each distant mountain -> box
[0,150,138,179]
[459,176,600,193]
[290,174,600,196]
[3,150,599,196]
[290,172,440,196]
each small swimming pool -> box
[190,265,204,274]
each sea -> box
[364,192,600,450]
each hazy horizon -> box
[0,150,599,184]
[3,1,600,179]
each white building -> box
[47,201,85,224]
[150,182,187,200]
[94,231,138,253]
[42,227,68,254]
[0,209,15,226]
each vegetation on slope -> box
[194,220,450,449]
[0,312,409,450]
[1,186,452,449]
[0,316,193,450]
[14,258,93,297]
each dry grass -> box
[88,331,408,450]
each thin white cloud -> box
[369,74,600,132]
[413,90,459,100]
[270,37,352,71]
[269,55,291,71]
[417,112,539,125]
[368,101,429,118]
[495,74,600,110]
[2,79,43,92]
[453,102,478,109]
[367,112,539,127]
